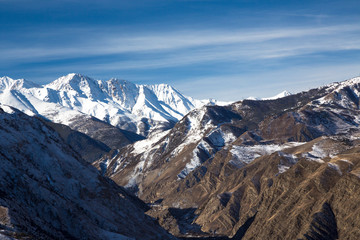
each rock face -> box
[0,105,174,240]
[97,76,360,238]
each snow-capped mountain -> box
[0,73,223,136]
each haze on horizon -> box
[0,0,360,101]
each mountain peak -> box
[263,90,292,100]
[48,73,93,87]
[0,76,15,90]
[246,90,292,101]
[46,73,104,100]
[0,76,39,90]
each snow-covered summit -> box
[45,73,106,100]
[0,76,39,91]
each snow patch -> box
[339,159,353,164]
[0,105,15,114]
[132,130,170,155]
[303,144,326,163]
[230,142,304,168]
[206,129,237,148]
[177,140,212,179]
[277,151,298,174]
[327,162,342,175]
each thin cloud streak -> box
[35,35,359,71]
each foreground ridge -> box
[0,104,174,239]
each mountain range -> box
[0,73,225,138]
[1,73,360,239]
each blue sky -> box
[1,0,360,101]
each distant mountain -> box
[0,104,174,240]
[0,73,224,137]
[96,76,360,238]
[262,90,292,100]
[246,90,292,100]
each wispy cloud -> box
[1,24,360,63]
[9,24,358,73]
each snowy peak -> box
[147,83,195,116]
[45,73,105,100]
[46,73,91,90]
[0,76,39,91]
[0,76,15,90]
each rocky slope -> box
[178,135,360,239]
[41,119,111,163]
[0,104,174,240]
[97,76,360,238]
